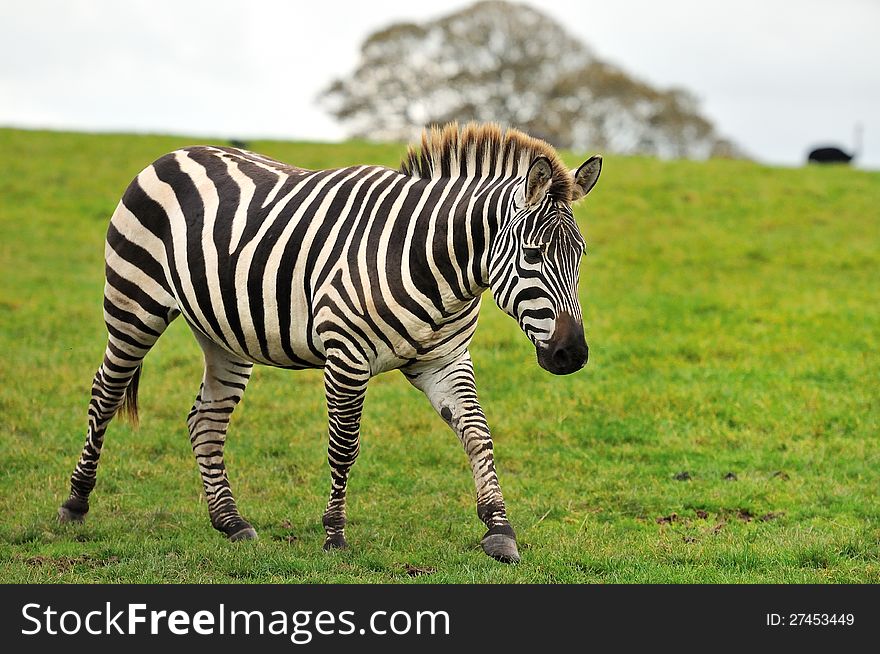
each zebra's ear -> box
[523,156,554,206]
[570,155,602,202]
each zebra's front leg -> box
[404,351,519,563]
[189,335,256,541]
[321,355,370,551]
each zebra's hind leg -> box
[404,350,519,563]
[188,334,256,541]
[59,297,174,523]
[59,342,146,523]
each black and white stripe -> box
[60,123,602,562]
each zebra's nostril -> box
[552,347,571,368]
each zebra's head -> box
[489,155,602,375]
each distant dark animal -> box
[228,139,249,149]
[807,124,863,164]
[807,146,853,164]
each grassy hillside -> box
[1,127,878,583]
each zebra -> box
[58,122,602,563]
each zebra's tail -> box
[118,364,142,428]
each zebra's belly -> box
[171,270,326,369]
[183,300,472,375]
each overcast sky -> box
[1,0,878,167]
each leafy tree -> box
[321,0,743,158]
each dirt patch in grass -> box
[657,507,780,530]
[759,512,784,522]
[404,564,435,577]
[716,508,755,522]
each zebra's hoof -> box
[481,527,520,563]
[57,506,87,524]
[228,527,258,542]
[323,534,348,551]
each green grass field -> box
[1,127,878,583]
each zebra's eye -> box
[523,247,542,265]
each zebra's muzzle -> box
[536,312,588,375]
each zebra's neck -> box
[417,173,518,317]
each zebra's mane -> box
[399,122,573,201]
